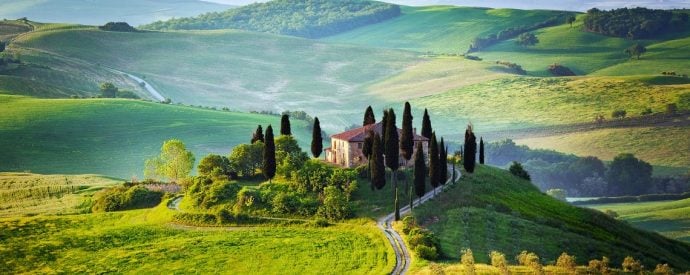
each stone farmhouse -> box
[324,122,429,168]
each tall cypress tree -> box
[363,106,376,126]
[381,110,389,140]
[251,125,264,144]
[280,114,291,136]
[463,124,477,173]
[371,133,386,190]
[439,138,448,185]
[384,108,400,220]
[311,117,323,158]
[479,137,485,165]
[413,142,426,204]
[363,130,374,159]
[421,109,432,140]
[400,102,414,162]
[429,132,439,194]
[263,125,276,183]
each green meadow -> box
[0,203,394,274]
[0,95,310,178]
[589,198,690,242]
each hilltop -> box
[0,0,230,26]
[412,165,690,270]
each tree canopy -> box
[584,7,688,39]
[144,139,195,182]
[141,0,401,39]
[400,102,414,161]
[625,43,647,59]
[606,153,652,196]
[311,117,323,158]
[421,108,432,140]
[280,114,291,136]
[516,32,539,47]
[263,125,276,182]
[363,106,375,126]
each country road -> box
[106,68,166,102]
[378,165,461,275]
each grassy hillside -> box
[589,198,690,242]
[516,126,690,169]
[410,76,690,132]
[0,203,394,274]
[324,6,565,54]
[412,165,690,270]
[0,173,120,217]
[0,0,230,26]
[10,25,418,132]
[141,0,401,39]
[0,95,310,178]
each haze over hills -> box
[0,0,231,25]
[206,0,690,11]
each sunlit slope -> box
[324,6,564,54]
[0,95,310,178]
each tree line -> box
[467,13,571,52]
[141,0,401,39]
[583,7,689,39]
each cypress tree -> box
[439,138,448,185]
[400,102,414,162]
[479,137,485,165]
[384,108,401,220]
[251,125,264,144]
[363,106,376,126]
[429,132,439,194]
[463,124,477,173]
[421,109,432,140]
[311,117,323,158]
[381,110,389,141]
[263,125,276,183]
[280,114,291,136]
[413,142,426,204]
[371,133,386,190]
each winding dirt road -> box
[379,165,461,275]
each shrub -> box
[415,245,438,260]
[490,251,509,274]
[312,218,330,227]
[588,256,611,274]
[202,181,241,208]
[92,185,163,212]
[402,216,416,234]
[622,256,643,273]
[216,208,233,224]
[317,185,351,221]
[99,22,137,32]
[496,61,527,75]
[666,103,678,115]
[460,249,475,275]
[604,209,619,218]
[612,109,627,119]
[429,263,445,275]
[654,263,673,275]
[556,252,577,273]
[509,162,531,181]
[548,64,576,76]
[517,251,544,274]
[271,192,300,214]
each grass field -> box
[0,202,394,274]
[10,25,419,132]
[0,172,120,217]
[516,126,690,169]
[0,94,310,178]
[589,198,690,242]
[0,0,230,26]
[324,6,566,54]
[410,165,690,270]
[411,76,690,133]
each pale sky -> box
[204,0,690,11]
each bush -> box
[622,256,643,273]
[654,263,673,275]
[99,22,137,32]
[216,208,233,224]
[556,252,577,272]
[604,209,619,218]
[271,191,300,214]
[317,185,351,221]
[509,162,531,181]
[588,256,611,274]
[401,216,416,234]
[489,251,508,273]
[496,61,527,75]
[612,109,627,119]
[92,185,163,212]
[548,64,576,76]
[173,212,217,225]
[517,251,544,274]
[415,245,438,260]
[460,249,475,275]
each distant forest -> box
[141,0,401,38]
[584,7,689,39]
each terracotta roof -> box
[331,122,429,142]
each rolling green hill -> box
[141,0,401,39]
[324,6,566,54]
[0,94,310,178]
[412,165,690,270]
[8,24,419,132]
[0,0,230,26]
[589,198,690,242]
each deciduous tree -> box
[100,82,118,98]
[145,139,195,183]
[625,43,647,59]
[516,32,539,47]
